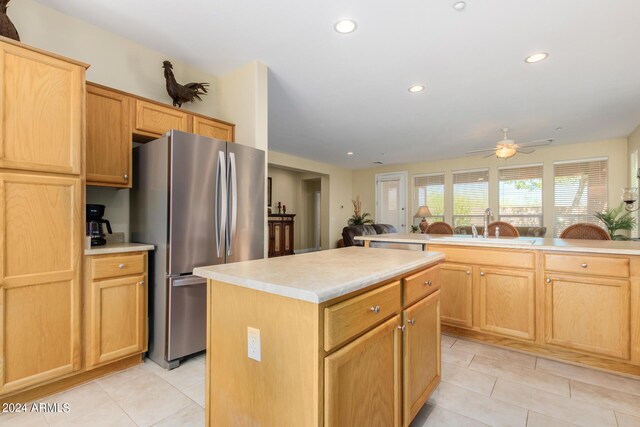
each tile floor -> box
[2,335,640,426]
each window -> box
[452,169,489,227]
[498,164,543,227]
[554,158,608,237]
[413,174,445,224]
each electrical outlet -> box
[247,327,261,362]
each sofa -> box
[454,225,547,237]
[342,224,397,247]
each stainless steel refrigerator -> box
[131,130,265,369]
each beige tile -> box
[56,401,137,427]
[616,412,640,427]
[527,411,577,426]
[469,355,570,397]
[97,366,193,427]
[451,339,536,369]
[152,402,204,427]
[429,381,528,427]
[0,410,48,427]
[441,361,496,395]
[570,380,640,417]
[142,357,205,392]
[492,379,617,427]
[536,358,640,396]
[411,403,489,426]
[41,381,118,426]
[441,334,457,349]
[442,346,474,367]
[182,380,205,408]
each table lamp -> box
[414,206,433,233]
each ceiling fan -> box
[466,128,554,159]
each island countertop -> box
[193,246,444,303]
[355,233,640,255]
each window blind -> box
[452,169,489,227]
[553,158,608,237]
[413,174,445,224]
[499,164,543,227]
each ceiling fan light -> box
[496,146,517,159]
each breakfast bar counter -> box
[194,247,445,426]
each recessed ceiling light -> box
[556,127,563,131]
[408,85,425,93]
[525,52,549,63]
[346,151,354,156]
[334,19,357,34]
[453,1,466,11]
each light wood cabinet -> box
[192,116,234,141]
[324,315,402,427]
[439,263,473,328]
[85,252,148,369]
[133,99,189,138]
[403,290,441,425]
[0,173,82,394]
[545,273,630,359]
[0,41,85,175]
[86,83,132,187]
[479,267,535,340]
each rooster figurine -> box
[162,60,209,108]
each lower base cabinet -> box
[440,263,473,327]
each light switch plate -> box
[247,327,261,362]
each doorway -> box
[375,172,407,233]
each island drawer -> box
[544,253,629,278]
[427,245,535,269]
[403,265,440,306]
[324,281,401,351]
[91,253,146,280]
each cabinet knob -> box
[546,277,551,283]
[370,306,381,314]
[118,263,125,269]
[408,319,416,326]
[123,174,129,179]
[139,280,145,285]
[480,271,485,276]
[466,270,471,275]
[581,263,588,268]
[424,280,433,286]
[397,325,406,332]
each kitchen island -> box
[194,247,444,427]
[356,233,640,377]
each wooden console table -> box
[268,214,295,257]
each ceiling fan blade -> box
[483,152,496,158]
[517,138,554,147]
[466,147,499,154]
[517,148,535,154]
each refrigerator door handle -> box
[215,150,227,257]
[227,152,238,256]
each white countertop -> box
[355,233,640,255]
[193,247,444,303]
[84,242,155,255]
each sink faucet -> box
[483,208,493,238]
[471,225,478,238]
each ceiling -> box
[36,0,640,168]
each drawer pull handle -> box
[408,319,416,326]
[546,277,551,283]
[480,271,485,276]
[581,263,588,268]
[118,263,126,269]
[139,280,145,285]
[466,270,471,275]
[370,306,381,314]
[424,280,433,286]
[398,325,406,332]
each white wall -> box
[352,138,628,237]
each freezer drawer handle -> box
[173,277,206,287]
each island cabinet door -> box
[478,267,535,340]
[324,315,401,427]
[439,263,473,328]
[403,290,441,426]
[545,274,630,359]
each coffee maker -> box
[86,204,112,246]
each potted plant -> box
[348,196,374,226]
[594,203,637,240]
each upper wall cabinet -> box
[0,41,86,175]
[86,83,132,187]
[192,116,234,142]
[133,99,189,138]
